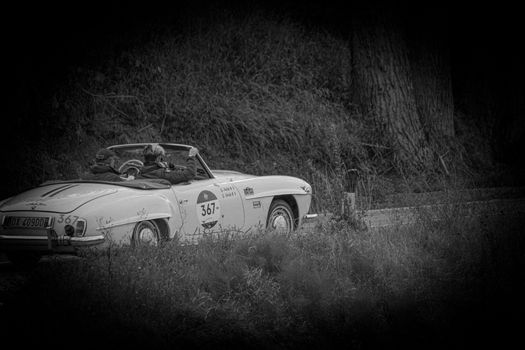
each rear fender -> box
[80,195,179,243]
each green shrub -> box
[4,212,523,348]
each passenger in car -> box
[138,144,198,184]
[82,148,123,182]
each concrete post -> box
[342,169,358,219]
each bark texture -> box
[410,43,455,139]
[409,9,455,143]
[351,12,432,167]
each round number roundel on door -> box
[196,190,221,229]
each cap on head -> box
[95,148,117,163]
[143,143,165,161]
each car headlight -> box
[75,219,87,236]
[64,219,86,237]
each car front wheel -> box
[266,199,294,234]
[132,220,161,247]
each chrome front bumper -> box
[301,213,318,225]
[0,232,105,252]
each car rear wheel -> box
[266,199,294,234]
[132,220,161,247]
[6,252,42,269]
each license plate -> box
[3,216,51,229]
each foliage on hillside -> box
[46,15,362,211]
[6,13,501,208]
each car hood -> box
[0,183,120,214]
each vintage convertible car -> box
[0,143,315,266]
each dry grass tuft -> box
[2,211,524,348]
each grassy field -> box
[1,210,523,349]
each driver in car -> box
[82,148,123,182]
[139,143,198,184]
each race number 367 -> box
[196,190,221,230]
[200,202,216,216]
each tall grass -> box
[2,211,523,348]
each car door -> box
[171,180,245,243]
[214,182,245,232]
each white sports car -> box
[0,143,315,266]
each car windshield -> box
[109,144,212,180]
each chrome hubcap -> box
[271,209,291,233]
[139,227,157,245]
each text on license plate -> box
[3,216,51,228]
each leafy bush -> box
[3,11,508,208]
[2,211,523,348]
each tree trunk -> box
[409,11,455,142]
[411,44,455,139]
[351,11,433,168]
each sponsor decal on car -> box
[196,190,221,229]
[244,187,254,196]
[220,185,237,198]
